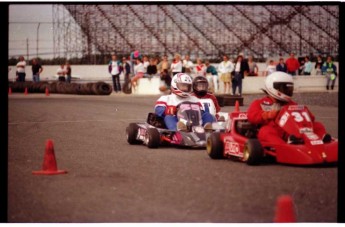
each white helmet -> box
[264,72,294,102]
[171,73,193,98]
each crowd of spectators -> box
[112,51,339,94]
[12,51,338,94]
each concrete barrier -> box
[132,77,166,95]
[8,64,338,94]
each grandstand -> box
[52,4,339,61]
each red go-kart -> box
[206,103,338,165]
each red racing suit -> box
[247,96,327,144]
[192,93,221,116]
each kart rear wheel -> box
[243,139,263,165]
[206,132,224,159]
[126,123,142,145]
[146,128,161,148]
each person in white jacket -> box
[170,53,183,76]
[218,55,234,94]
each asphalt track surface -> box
[8,92,338,223]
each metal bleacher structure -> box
[52,4,339,61]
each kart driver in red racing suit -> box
[154,73,215,131]
[247,71,332,144]
[192,76,221,121]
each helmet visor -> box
[273,82,294,97]
[195,82,208,91]
[177,83,192,93]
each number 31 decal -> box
[291,111,311,122]
[279,111,311,127]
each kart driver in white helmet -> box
[247,71,332,144]
[154,73,215,131]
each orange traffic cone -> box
[8,87,12,95]
[274,195,296,222]
[32,139,67,175]
[45,87,50,96]
[24,87,28,95]
[234,100,240,112]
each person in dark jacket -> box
[232,55,249,96]
[146,58,158,79]
[276,58,287,73]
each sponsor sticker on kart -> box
[288,105,305,111]
[138,128,146,140]
[310,140,323,145]
[224,138,241,157]
[278,112,290,127]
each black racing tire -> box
[243,139,263,165]
[145,128,160,148]
[126,123,142,145]
[206,132,224,159]
[122,81,132,94]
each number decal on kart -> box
[179,103,200,111]
[291,111,312,122]
[279,111,311,127]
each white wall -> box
[8,64,338,94]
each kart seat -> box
[147,113,167,129]
[236,120,258,138]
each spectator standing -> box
[232,55,248,96]
[31,58,43,82]
[301,56,312,76]
[157,55,170,76]
[108,54,122,93]
[65,61,72,83]
[264,60,276,76]
[322,56,337,90]
[122,56,131,83]
[57,64,66,82]
[285,52,300,76]
[16,56,26,82]
[314,55,323,75]
[218,55,234,94]
[131,58,145,90]
[205,60,219,94]
[276,58,287,73]
[146,57,158,78]
[170,53,183,76]
[194,58,207,77]
[182,55,194,74]
[247,55,259,76]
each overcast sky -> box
[9,4,55,59]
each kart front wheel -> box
[243,139,263,165]
[206,132,224,159]
[146,128,160,148]
[126,123,142,145]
